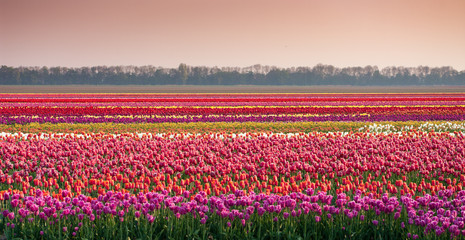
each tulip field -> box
[1,93,465,239]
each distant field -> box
[1,85,465,93]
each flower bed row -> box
[2,101,465,107]
[2,189,464,239]
[2,96,465,103]
[1,132,464,201]
[2,106,464,116]
[1,121,465,134]
[2,93,464,98]
[3,114,465,124]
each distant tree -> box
[178,63,189,85]
[0,64,463,85]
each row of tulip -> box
[359,122,465,133]
[2,97,465,103]
[1,131,465,239]
[1,121,465,134]
[2,101,465,107]
[1,94,463,127]
[2,93,464,98]
[2,106,464,116]
[2,114,465,124]
[2,189,464,239]
[1,132,464,199]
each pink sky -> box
[1,0,464,70]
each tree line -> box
[1,64,464,85]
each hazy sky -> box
[1,0,464,70]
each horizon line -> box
[2,64,464,72]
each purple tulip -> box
[283,212,290,219]
[11,199,20,208]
